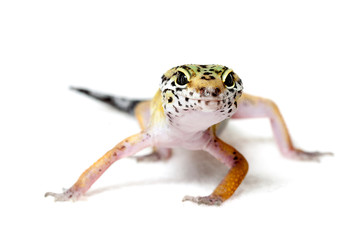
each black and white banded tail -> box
[70,87,143,115]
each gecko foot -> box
[45,189,81,202]
[288,149,334,161]
[133,148,172,162]
[132,152,163,162]
[182,195,223,206]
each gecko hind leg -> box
[232,93,333,161]
[133,100,172,162]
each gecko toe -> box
[45,189,80,202]
[182,195,223,206]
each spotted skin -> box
[159,65,243,132]
[45,64,332,205]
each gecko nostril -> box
[200,87,210,97]
[212,88,221,97]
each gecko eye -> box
[223,71,235,89]
[175,71,189,87]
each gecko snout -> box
[199,87,221,97]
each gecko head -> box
[160,64,243,128]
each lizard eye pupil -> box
[224,72,235,88]
[176,72,189,86]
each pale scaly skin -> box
[45,64,332,205]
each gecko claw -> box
[182,195,223,206]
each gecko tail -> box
[70,86,143,115]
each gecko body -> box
[46,64,331,205]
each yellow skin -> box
[45,64,332,205]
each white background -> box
[1,0,359,239]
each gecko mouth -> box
[177,93,235,104]
[173,93,235,113]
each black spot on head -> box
[203,72,211,75]
[228,109,232,113]
[209,69,215,72]
[181,65,190,71]
[185,97,189,102]
[161,75,168,83]
[164,89,179,99]
[200,65,208,68]
[201,76,206,80]
[189,91,193,96]
[210,76,215,80]
[171,81,175,86]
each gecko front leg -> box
[232,93,333,160]
[45,131,153,201]
[183,135,249,206]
